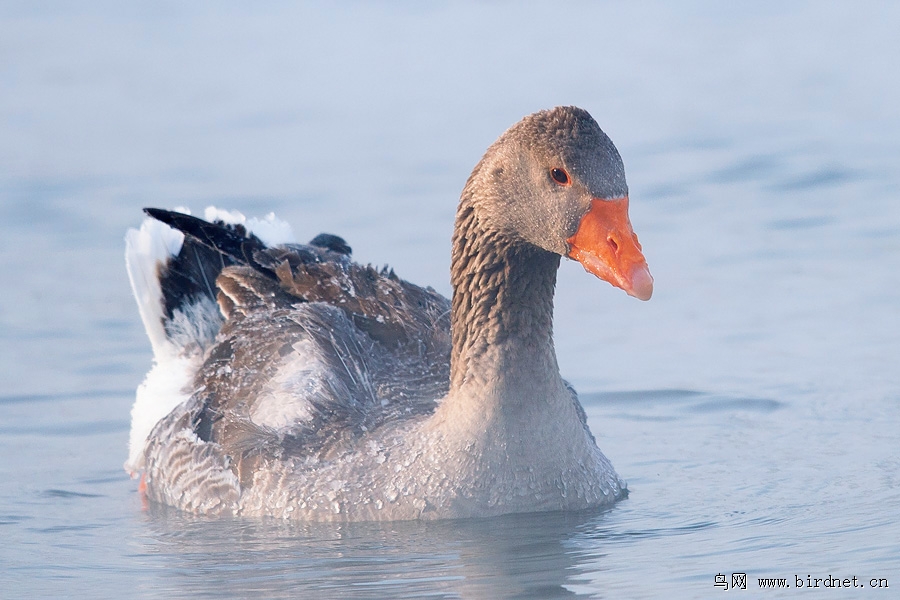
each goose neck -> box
[448,201,562,396]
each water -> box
[2,2,899,597]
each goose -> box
[125,106,652,521]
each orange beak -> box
[566,197,653,301]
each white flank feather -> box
[202,206,295,246]
[125,211,186,358]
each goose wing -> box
[143,208,451,465]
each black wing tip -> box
[141,207,268,265]
[143,206,171,220]
[309,233,352,256]
[143,207,196,228]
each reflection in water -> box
[138,505,615,599]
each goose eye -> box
[550,168,570,186]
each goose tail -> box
[123,206,294,474]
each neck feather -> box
[448,197,562,394]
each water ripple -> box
[770,167,859,191]
[41,489,104,500]
[580,520,718,542]
[0,389,131,406]
[685,397,784,414]
[0,420,128,437]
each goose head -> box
[464,106,653,301]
